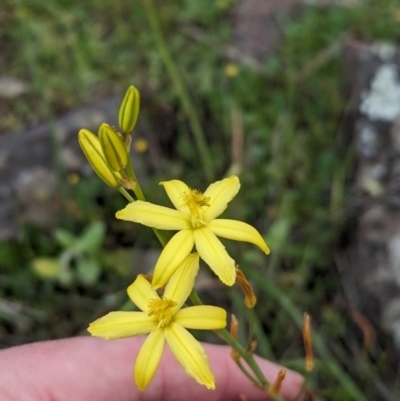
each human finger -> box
[0,336,303,401]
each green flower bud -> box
[78,129,120,188]
[118,85,140,135]
[99,123,128,172]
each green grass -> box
[1,0,400,399]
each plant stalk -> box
[142,0,214,182]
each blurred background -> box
[1,0,400,399]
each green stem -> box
[235,359,259,386]
[246,306,256,350]
[118,187,135,202]
[126,159,146,201]
[217,329,285,401]
[142,0,214,182]
[189,289,283,400]
[189,289,203,306]
[217,328,267,385]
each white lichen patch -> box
[371,42,396,61]
[360,63,400,122]
[357,124,378,158]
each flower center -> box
[148,298,177,328]
[181,189,210,228]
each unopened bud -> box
[118,85,140,135]
[99,123,129,172]
[269,369,286,395]
[303,312,314,372]
[236,267,257,308]
[78,129,120,188]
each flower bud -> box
[118,85,140,135]
[268,369,286,395]
[235,267,257,308]
[303,312,314,372]
[78,129,120,188]
[98,123,128,172]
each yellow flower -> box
[224,63,239,78]
[88,254,226,390]
[116,176,270,288]
[134,138,149,153]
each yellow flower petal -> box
[127,275,160,313]
[116,201,190,230]
[164,322,215,389]
[194,227,236,286]
[164,253,200,310]
[152,230,194,289]
[203,176,240,221]
[87,311,157,339]
[208,219,270,254]
[174,306,227,330]
[134,329,165,391]
[160,180,190,214]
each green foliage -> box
[0,241,26,270]
[31,221,106,286]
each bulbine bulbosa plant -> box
[78,86,311,398]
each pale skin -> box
[0,337,303,401]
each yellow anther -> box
[148,298,177,328]
[181,189,210,216]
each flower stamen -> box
[181,189,210,214]
[180,189,211,227]
[148,298,177,327]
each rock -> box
[0,90,176,240]
[341,39,400,349]
[0,97,121,239]
[233,0,298,60]
[0,76,30,99]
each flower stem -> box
[126,159,146,201]
[246,306,255,350]
[217,328,285,401]
[189,289,283,400]
[118,187,135,202]
[189,289,203,306]
[142,0,215,182]
[235,359,259,386]
[217,329,267,384]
